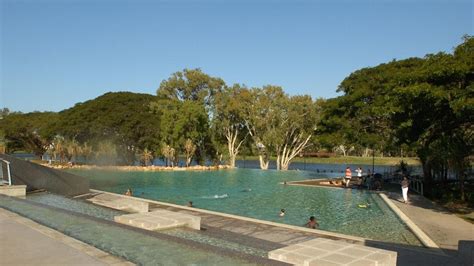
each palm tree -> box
[140,148,154,166]
[184,139,196,167]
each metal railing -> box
[410,178,424,196]
[1,159,11,186]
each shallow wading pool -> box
[0,195,272,265]
[69,168,422,246]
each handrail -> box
[1,159,11,186]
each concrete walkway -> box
[385,191,474,265]
[387,192,474,252]
[0,208,132,265]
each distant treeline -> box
[0,36,472,200]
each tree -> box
[212,84,248,168]
[152,69,225,164]
[161,145,176,167]
[183,139,196,167]
[0,112,58,156]
[273,95,318,170]
[241,86,288,169]
[54,92,161,165]
[140,148,154,166]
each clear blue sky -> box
[1,0,472,112]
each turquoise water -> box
[27,193,124,221]
[0,196,259,265]
[25,193,269,258]
[70,168,422,246]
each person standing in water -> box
[125,188,133,196]
[344,167,352,187]
[401,176,410,203]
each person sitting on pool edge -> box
[305,216,319,229]
[279,209,285,217]
[124,188,133,196]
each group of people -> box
[343,166,411,203]
[343,166,363,187]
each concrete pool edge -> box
[378,193,441,252]
[91,189,367,243]
[0,207,134,266]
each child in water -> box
[305,216,319,229]
[279,209,285,217]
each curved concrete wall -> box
[0,154,89,196]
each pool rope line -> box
[378,193,445,255]
[0,207,134,266]
[0,194,288,266]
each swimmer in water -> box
[304,216,319,229]
[187,201,193,207]
[279,209,285,217]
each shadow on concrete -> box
[0,154,89,196]
[365,239,466,266]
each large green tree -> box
[53,92,160,164]
[212,84,248,167]
[152,69,225,164]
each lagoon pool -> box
[70,168,422,246]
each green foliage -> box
[54,92,160,164]
[0,112,59,155]
[152,69,225,164]
[319,36,473,200]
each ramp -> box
[0,154,89,196]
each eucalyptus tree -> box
[152,69,226,164]
[241,86,318,170]
[212,84,248,167]
[241,86,287,169]
[274,95,318,170]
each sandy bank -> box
[41,163,232,171]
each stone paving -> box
[0,208,133,266]
[114,209,201,230]
[269,238,397,266]
[88,193,149,213]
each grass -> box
[236,155,420,166]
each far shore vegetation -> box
[237,155,421,166]
[0,36,472,206]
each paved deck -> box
[269,238,397,266]
[114,209,201,230]
[0,208,132,266]
[387,191,474,255]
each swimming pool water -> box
[70,168,422,246]
[0,196,260,265]
[27,193,124,221]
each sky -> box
[1,0,472,113]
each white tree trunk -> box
[277,133,312,171]
[225,127,245,168]
[259,155,269,170]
